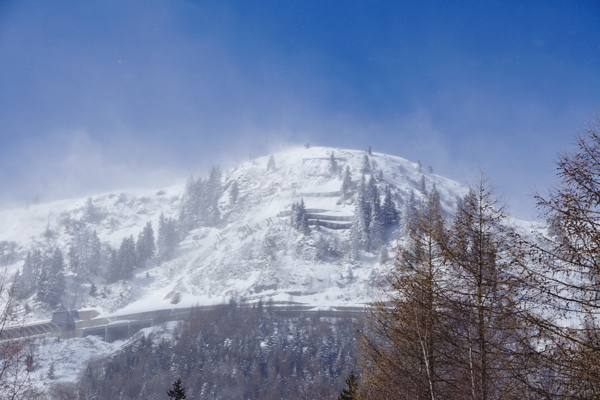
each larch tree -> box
[360,185,452,400]
[441,174,532,400]
[528,115,600,398]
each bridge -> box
[0,304,364,343]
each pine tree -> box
[369,191,384,251]
[136,221,155,267]
[382,184,399,225]
[179,174,197,234]
[205,166,222,226]
[229,180,239,206]
[107,248,120,283]
[291,199,309,235]
[267,155,276,172]
[360,154,371,174]
[17,250,41,299]
[118,236,136,280]
[329,152,338,175]
[340,166,353,200]
[419,174,427,194]
[167,378,187,399]
[338,370,358,400]
[367,175,377,202]
[37,248,65,309]
[404,190,418,235]
[84,197,98,223]
[351,191,370,253]
[158,213,178,263]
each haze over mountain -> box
[0,146,483,318]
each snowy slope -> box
[0,146,471,321]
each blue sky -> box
[0,0,598,218]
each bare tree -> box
[360,188,454,399]
[0,264,39,399]
[360,174,536,400]
[528,116,600,398]
[441,175,533,400]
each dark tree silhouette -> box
[167,378,186,399]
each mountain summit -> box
[0,146,468,319]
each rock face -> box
[0,146,468,317]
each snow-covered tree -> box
[84,197,99,223]
[329,152,338,175]
[382,184,399,225]
[290,199,310,235]
[136,221,155,267]
[367,175,377,201]
[179,175,197,234]
[118,236,137,280]
[17,249,42,299]
[36,247,65,309]
[369,191,384,251]
[340,166,353,200]
[206,166,222,226]
[419,174,427,194]
[351,191,371,254]
[404,190,418,235]
[267,155,276,172]
[360,154,371,174]
[158,213,178,263]
[229,180,239,206]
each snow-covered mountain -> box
[0,146,470,321]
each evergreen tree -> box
[83,230,102,276]
[229,180,239,206]
[37,248,65,309]
[136,221,155,267]
[107,248,120,283]
[338,370,358,400]
[179,174,197,234]
[290,199,310,235]
[206,165,222,226]
[369,191,384,251]
[158,213,178,263]
[84,197,98,223]
[366,175,377,202]
[340,166,353,200]
[267,155,276,172]
[67,244,79,273]
[351,191,370,254]
[382,184,399,225]
[167,378,187,399]
[18,249,41,299]
[419,174,427,194]
[118,236,137,280]
[360,154,371,174]
[329,152,338,175]
[404,190,418,235]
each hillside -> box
[0,146,472,323]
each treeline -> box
[51,303,359,400]
[358,117,600,399]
